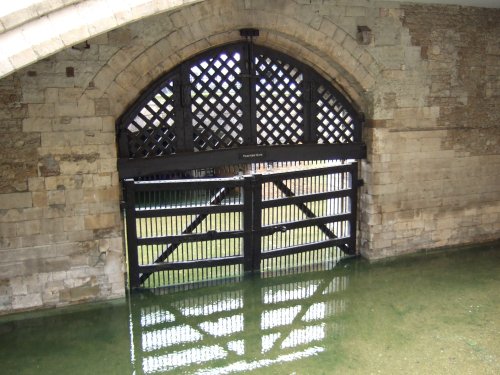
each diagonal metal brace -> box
[139,186,232,284]
[272,180,350,254]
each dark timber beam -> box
[118,143,367,179]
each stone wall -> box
[0,0,498,314]
[359,4,500,258]
[0,46,125,313]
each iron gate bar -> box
[260,190,351,208]
[347,163,360,255]
[137,230,244,246]
[242,176,254,272]
[138,185,236,285]
[138,256,244,274]
[134,204,242,218]
[124,179,141,288]
[260,238,348,259]
[250,174,262,271]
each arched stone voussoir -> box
[101,7,379,117]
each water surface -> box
[0,243,499,374]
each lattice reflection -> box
[129,272,349,374]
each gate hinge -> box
[357,179,364,187]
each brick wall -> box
[0,0,498,314]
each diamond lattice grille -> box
[255,55,305,145]
[126,81,177,157]
[316,85,355,144]
[118,43,362,162]
[190,52,244,151]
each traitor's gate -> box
[117,32,366,288]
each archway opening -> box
[117,37,366,289]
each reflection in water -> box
[199,314,245,337]
[142,324,203,351]
[142,345,227,373]
[129,272,349,374]
[1,245,498,375]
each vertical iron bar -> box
[180,64,194,152]
[247,41,258,144]
[242,176,254,272]
[240,44,253,145]
[252,174,262,271]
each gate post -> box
[242,176,253,272]
[124,179,141,288]
[242,174,262,272]
[251,174,262,271]
[348,163,359,255]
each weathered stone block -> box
[0,192,32,209]
[84,213,119,230]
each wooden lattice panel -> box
[190,51,245,151]
[315,85,355,144]
[117,42,363,167]
[126,80,177,158]
[255,55,305,145]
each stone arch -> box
[90,2,381,118]
[1,0,381,91]
[0,0,201,78]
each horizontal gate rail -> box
[260,238,349,259]
[132,177,244,191]
[137,230,244,246]
[259,213,353,235]
[260,190,351,208]
[138,256,244,273]
[134,204,243,218]
[258,163,355,181]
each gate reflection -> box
[128,267,350,374]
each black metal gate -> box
[117,34,366,288]
[124,162,359,288]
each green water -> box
[1,243,499,375]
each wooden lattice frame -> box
[117,42,365,177]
